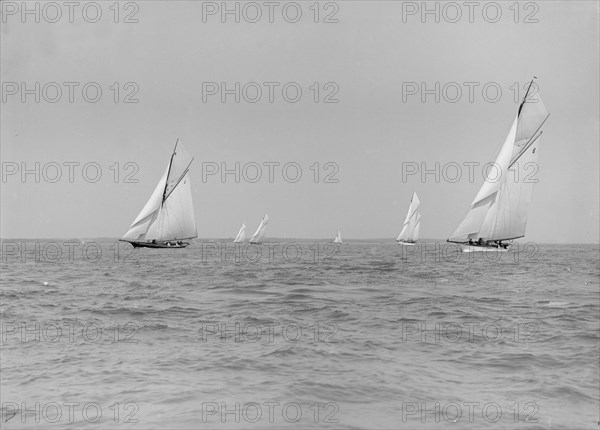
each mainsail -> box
[448,79,549,243]
[397,192,421,242]
[121,140,197,243]
[234,223,246,243]
[249,214,269,243]
[333,230,342,244]
[413,212,422,242]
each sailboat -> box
[397,192,421,245]
[447,78,550,252]
[333,229,343,244]
[233,223,246,243]
[120,140,198,248]
[249,214,269,244]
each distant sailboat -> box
[249,214,269,244]
[397,192,421,245]
[120,140,197,248]
[233,223,246,243]
[333,229,343,244]
[447,78,550,252]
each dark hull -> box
[124,241,190,249]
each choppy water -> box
[1,241,598,429]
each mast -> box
[519,77,535,116]
[162,139,195,203]
[162,139,178,206]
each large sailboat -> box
[249,214,269,244]
[447,78,550,252]
[397,192,421,246]
[120,140,198,248]
[233,223,246,243]
[333,229,343,244]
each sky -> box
[1,1,599,243]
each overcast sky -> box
[1,1,598,243]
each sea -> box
[1,240,598,429]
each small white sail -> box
[234,223,246,243]
[397,192,421,243]
[249,214,269,243]
[121,140,197,244]
[333,230,342,244]
[448,79,549,244]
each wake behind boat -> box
[120,140,198,249]
[447,78,550,252]
[397,192,421,246]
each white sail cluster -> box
[119,80,548,249]
[397,192,421,243]
[448,84,549,243]
[121,141,198,244]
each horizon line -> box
[0,237,598,245]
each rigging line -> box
[401,203,421,228]
[162,139,179,206]
[518,78,536,116]
[163,158,195,203]
[508,113,549,169]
